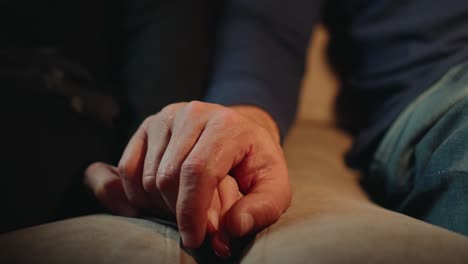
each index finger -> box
[176,121,251,248]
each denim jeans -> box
[368,61,468,236]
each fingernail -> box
[239,213,254,236]
[207,209,219,232]
[214,247,231,259]
[180,231,196,249]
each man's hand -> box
[84,162,242,257]
[85,101,291,255]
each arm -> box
[207,2,468,262]
[85,0,323,258]
[205,0,323,140]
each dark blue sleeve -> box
[204,0,323,140]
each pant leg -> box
[116,0,221,130]
[400,99,468,235]
[369,61,468,236]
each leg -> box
[0,215,195,264]
[400,99,468,235]
[240,121,468,263]
[369,62,468,236]
[2,110,467,264]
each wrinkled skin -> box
[84,101,291,257]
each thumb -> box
[224,189,291,238]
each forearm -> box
[205,0,323,140]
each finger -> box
[206,176,240,234]
[141,115,170,193]
[218,176,241,216]
[142,103,185,193]
[224,174,291,238]
[176,110,251,248]
[206,189,221,234]
[218,118,291,238]
[118,118,152,208]
[211,176,242,258]
[84,162,138,216]
[175,106,290,250]
[156,101,210,213]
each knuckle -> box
[141,114,156,128]
[142,170,157,194]
[117,162,133,182]
[148,115,170,135]
[185,100,204,112]
[214,107,241,127]
[142,168,156,180]
[161,102,185,116]
[181,101,206,120]
[157,105,177,123]
[181,158,206,177]
[156,165,178,191]
[142,159,157,179]
[154,103,186,130]
[161,103,178,114]
[94,178,116,203]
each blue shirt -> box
[205,0,468,170]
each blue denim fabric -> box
[368,61,468,236]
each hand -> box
[86,101,291,255]
[84,162,243,256]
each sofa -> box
[1,27,467,264]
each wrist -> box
[230,105,281,143]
